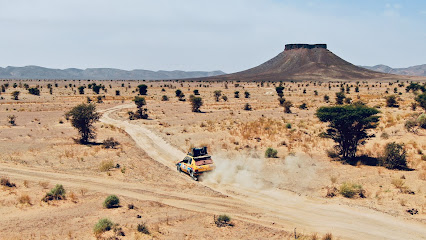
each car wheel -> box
[177,164,182,173]
[190,171,198,181]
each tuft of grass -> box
[93,218,114,236]
[339,182,365,198]
[42,184,66,202]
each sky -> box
[0,0,425,73]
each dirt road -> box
[2,105,425,240]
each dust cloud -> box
[202,152,323,194]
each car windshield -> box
[194,157,213,166]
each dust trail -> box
[202,152,321,194]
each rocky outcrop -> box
[285,44,327,51]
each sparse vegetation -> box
[28,87,40,96]
[12,91,20,100]
[385,95,399,108]
[214,90,222,102]
[137,84,148,95]
[7,115,17,126]
[99,160,115,172]
[133,96,149,119]
[335,92,345,105]
[103,137,120,149]
[137,223,150,234]
[65,103,100,144]
[283,101,293,113]
[414,92,426,111]
[94,218,114,235]
[265,147,278,158]
[215,214,233,227]
[190,95,203,112]
[43,184,66,201]
[339,182,365,198]
[103,195,120,208]
[316,104,380,160]
[1,177,16,187]
[379,142,407,170]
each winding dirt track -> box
[2,105,426,240]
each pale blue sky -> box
[0,0,425,72]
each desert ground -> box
[0,79,425,240]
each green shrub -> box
[215,214,233,227]
[94,218,114,235]
[43,184,66,201]
[217,214,231,223]
[339,182,364,198]
[137,223,150,234]
[28,88,40,96]
[243,103,252,111]
[380,132,389,139]
[380,142,407,170]
[299,103,307,109]
[161,95,169,101]
[265,147,278,158]
[418,114,426,129]
[385,95,399,107]
[103,195,120,208]
[285,123,292,129]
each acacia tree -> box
[189,95,203,112]
[316,103,380,159]
[214,90,222,102]
[65,103,100,144]
[415,92,426,111]
[283,101,293,113]
[137,84,148,95]
[134,96,148,119]
[335,92,345,105]
[12,91,20,100]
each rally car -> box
[176,147,214,181]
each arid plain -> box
[0,79,425,240]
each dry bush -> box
[322,233,333,240]
[18,194,31,205]
[391,178,414,194]
[80,188,88,196]
[1,177,16,187]
[69,191,78,203]
[23,180,29,188]
[137,223,150,234]
[103,137,120,149]
[39,181,49,189]
[419,171,426,181]
[99,160,114,172]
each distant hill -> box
[184,44,400,82]
[361,64,426,77]
[0,66,225,80]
